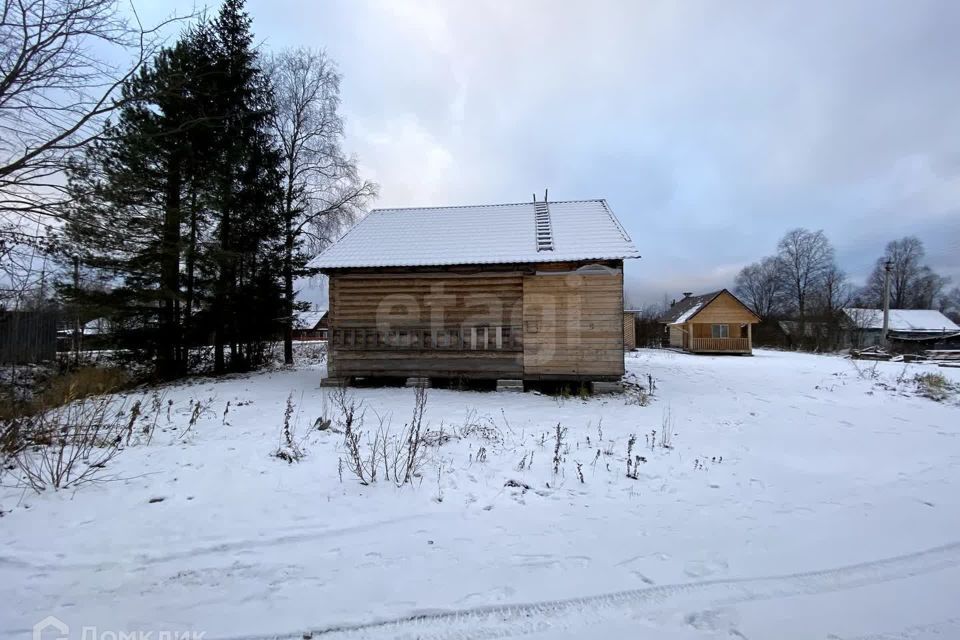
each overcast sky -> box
[144,0,960,306]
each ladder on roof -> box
[534,200,554,251]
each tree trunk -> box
[284,236,294,365]
[214,184,231,375]
[282,164,296,365]
[158,154,183,378]
[184,187,198,356]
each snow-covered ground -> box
[3,349,960,639]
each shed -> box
[309,198,640,385]
[660,290,760,354]
[841,308,960,350]
[292,310,328,341]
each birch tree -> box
[267,47,377,364]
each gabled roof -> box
[660,289,760,324]
[660,291,722,324]
[293,310,327,330]
[842,308,959,333]
[308,199,640,269]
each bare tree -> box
[862,237,947,309]
[734,255,784,319]
[0,0,184,307]
[775,228,835,326]
[940,286,960,323]
[814,263,852,317]
[267,47,377,365]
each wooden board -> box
[328,271,524,378]
[522,271,625,377]
[692,291,760,324]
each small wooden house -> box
[292,310,328,341]
[660,290,760,354]
[309,199,640,386]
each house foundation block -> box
[405,377,431,388]
[591,381,623,394]
[496,379,524,392]
[320,376,349,387]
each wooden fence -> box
[0,311,57,363]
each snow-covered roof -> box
[660,289,760,325]
[308,199,640,269]
[660,291,722,324]
[294,310,327,330]
[842,308,960,333]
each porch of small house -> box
[676,321,753,354]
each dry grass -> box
[1,367,130,421]
[914,372,956,402]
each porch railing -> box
[690,337,750,352]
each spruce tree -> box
[62,0,286,376]
[207,0,284,372]
[64,27,218,377]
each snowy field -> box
[3,349,960,639]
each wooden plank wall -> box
[668,324,684,347]
[0,311,57,363]
[328,272,524,378]
[522,271,624,378]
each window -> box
[711,324,729,339]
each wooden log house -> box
[309,199,641,387]
[661,290,761,354]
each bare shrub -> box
[423,427,453,446]
[459,408,504,445]
[626,434,638,480]
[850,360,881,381]
[624,382,650,406]
[332,384,364,436]
[10,395,128,492]
[338,385,431,486]
[401,384,429,483]
[516,451,529,471]
[552,423,566,475]
[179,397,215,440]
[274,393,306,463]
[659,406,674,449]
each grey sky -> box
[141,0,960,306]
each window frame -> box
[711,324,729,339]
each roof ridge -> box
[370,199,605,214]
[598,199,634,244]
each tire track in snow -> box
[217,541,960,640]
[0,513,435,572]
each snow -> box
[293,310,327,330]
[670,301,703,325]
[3,350,960,639]
[308,200,641,268]
[843,308,960,332]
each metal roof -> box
[308,199,640,269]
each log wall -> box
[522,270,624,378]
[328,271,524,378]
[326,262,627,380]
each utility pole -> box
[880,259,892,348]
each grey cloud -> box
[141,0,960,303]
